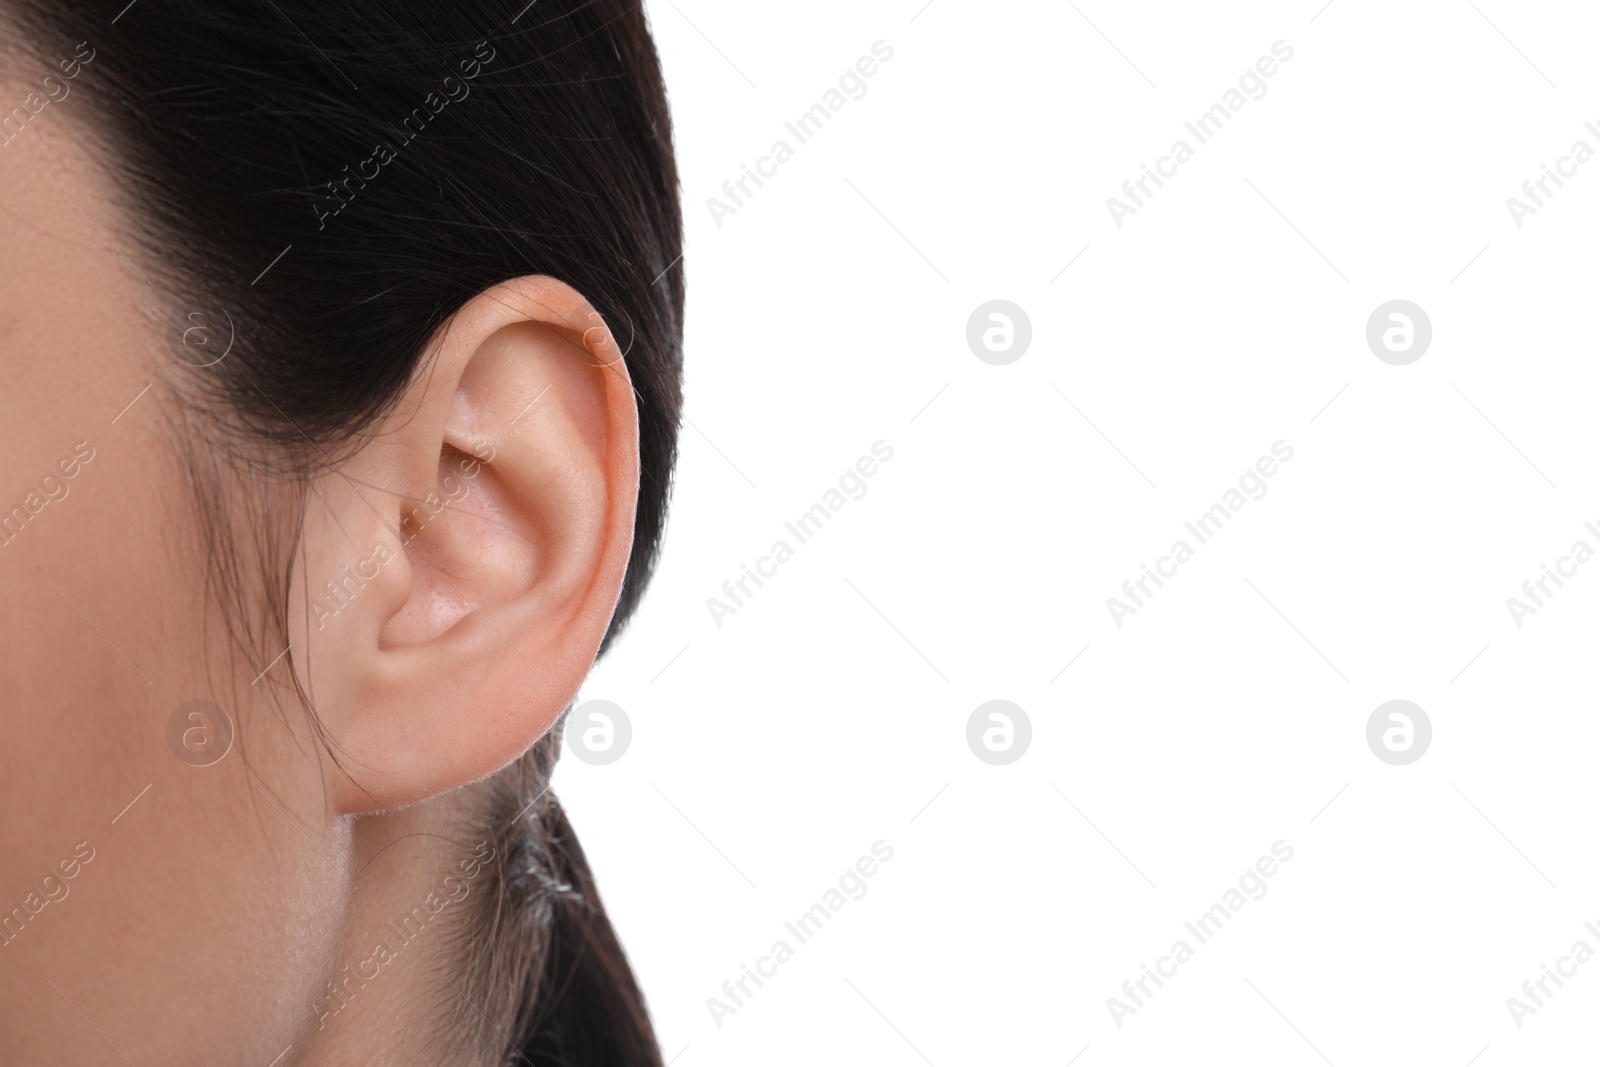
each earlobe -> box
[289,277,639,813]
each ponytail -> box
[461,726,664,1067]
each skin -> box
[0,102,639,1065]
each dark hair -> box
[4,1,682,1062]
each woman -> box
[0,1,682,1064]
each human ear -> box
[289,276,639,813]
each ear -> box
[289,276,639,813]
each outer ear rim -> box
[309,275,640,815]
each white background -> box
[553,2,1600,1064]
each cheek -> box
[0,136,345,1061]
[0,422,337,1057]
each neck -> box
[288,790,496,1067]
